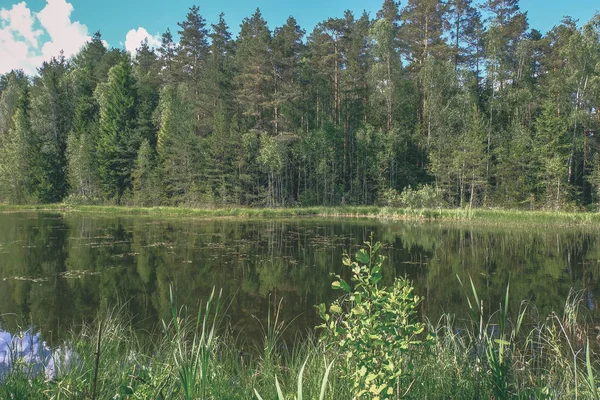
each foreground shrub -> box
[318,237,432,399]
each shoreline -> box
[1,203,600,227]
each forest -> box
[0,0,599,209]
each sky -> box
[0,0,598,75]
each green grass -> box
[3,203,600,227]
[2,285,599,399]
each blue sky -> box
[0,0,598,74]
[37,0,600,43]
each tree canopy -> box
[0,3,599,210]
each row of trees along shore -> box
[1,0,600,209]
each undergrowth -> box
[1,241,599,399]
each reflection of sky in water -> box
[0,329,76,382]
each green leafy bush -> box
[399,185,445,209]
[378,188,402,207]
[379,185,445,209]
[318,237,432,399]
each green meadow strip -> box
[3,203,600,227]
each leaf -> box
[370,273,383,285]
[355,249,370,264]
[339,278,351,292]
[330,304,342,314]
[371,265,381,275]
[317,303,326,318]
[359,365,367,377]
[373,241,382,254]
[366,372,377,383]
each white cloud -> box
[125,27,160,56]
[37,0,90,60]
[0,0,91,75]
[0,27,39,74]
[0,2,42,46]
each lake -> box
[0,212,598,346]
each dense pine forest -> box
[0,0,599,209]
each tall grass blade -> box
[319,360,334,400]
[275,375,285,400]
[456,275,473,311]
[587,339,599,400]
[298,356,309,400]
[469,275,480,312]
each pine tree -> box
[235,8,273,131]
[483,0,528,91]
[176,5,210,130]
[66,124,100,202]
[0,70,29,137]
[156,85,202,203]
[206,13,235,117]
[309,17,345,127]
[534,100,571,208]
[271,16,304,135]
[371,0,402,131]
[95,59,139,202]
[342,11,371,131]
[133,39,160,148]
[157,29,177,85]
[29,55,74,202]
[449,0,483,72]
[0,89,33,203]
[399,0,451,70]
[455,105,488,207]
[71,31,108,97]
[132,139,158,205]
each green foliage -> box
[0,4,599,211]
[156,85,205,204]
[66,128,100,204]
[96,59,139,202]
[0,104,34,203]
[132,139,160,206]
[396,184,445,209]
[163,286,222,400]
[254,357,334,400]
[318,237,432,399]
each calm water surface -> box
[0,212,599,345]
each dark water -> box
[0,212,599,345]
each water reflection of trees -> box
[0,213,599,343]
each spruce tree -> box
[0,89,32,203]
[96,59,139,202]
[29,55,74,202]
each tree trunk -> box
[386,55,392,131]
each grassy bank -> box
[2,285,599,399]
[3,203,600,226]
[2,244,600,399]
